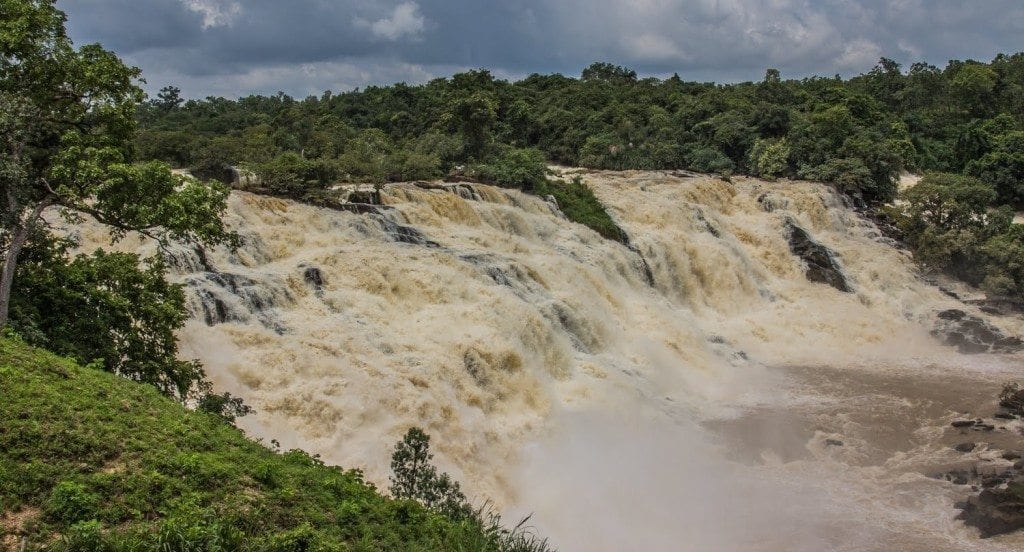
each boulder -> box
[784,219,852,293]
[1000,386,1024,417]
[956,480,1024,538]
[302,266,325,294]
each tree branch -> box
[70,203,163,243]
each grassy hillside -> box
[0,336,540,551]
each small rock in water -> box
[956,443,978,453]
[1014,460,1024,470]
[1001,452,1021,461]
[952,420,977,428]
[995,413,1017,420]
[976,424,996,432]
[825,439,844,447]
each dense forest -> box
[135,55,1024,298]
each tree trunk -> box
[0,195,54,327]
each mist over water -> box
[66,170,1024,550]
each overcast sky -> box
[60,0,1024,99]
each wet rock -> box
[693,208,721,237]
[376,215,439,247]
[931,310,1024,354]
[995,413,1017,420]
[332,202,391,215]
[757,192,790,213]
[956,443,978,453]
[976,424,996,432]
[162,244,212,274]
[784,219,852,293]
[303,266,324,293]
[1001,387,1024,416]
[938,309,967,321]
[347,189,381,205]
[965,297,1024,317]
[413,181,483,201]
[1015,460,1024,471]
[956,480,1024,538]
[952,420,977,428]
[1002,452,1021,461]
[982,474,1010,488]
[187,271,290,333]
[825,439,844,447]
[938,287,961,300]
[195,288,230,325]
[942,470,973,485]
[618,232,655,286]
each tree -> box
[581,62,637,83]
[10,237,204,398]
[443,91,498,160]
[389,427,472,520]
[0,0,234,327]
[153,85,184,111]
[966,131,1024,205]
[889,172,1009,282]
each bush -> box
[60,520,109,552]
[256,153,339,198]
[749,138,791,179]
[472,148,548,191]
[966,131,1024,206]
[385,150,443,181]
[537,176,623,241]
[197,391,255,424]
[47,482,100,524]
[798,158,875,198]
[687,147,735,173]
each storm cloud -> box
[60,0,1024,98]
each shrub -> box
[390,428,473,521]
[749,138,791,179]
[687,147,735,173]
[256,153,339,198]
[47,481,100,524]
[537,176,623,241]
[60,520,109,552]
[798,158,875,197]
[473,148,548,191]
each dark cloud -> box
[59,0,1024,98]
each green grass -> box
[0,336,551,551]
[536,177,624,242]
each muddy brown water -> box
[706,363,1024,551]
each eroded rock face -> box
[931,309,1024,354]
[784,220,852,292]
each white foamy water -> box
[61,170,1024,551]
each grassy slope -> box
[0,337,501,551]
[536,178,623,242]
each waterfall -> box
[62,170,1024,551]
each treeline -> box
[138,56,1023,207]
[136,56,1024,299]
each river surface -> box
[64,169,1024,550]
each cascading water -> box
[61,170,1024,551]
